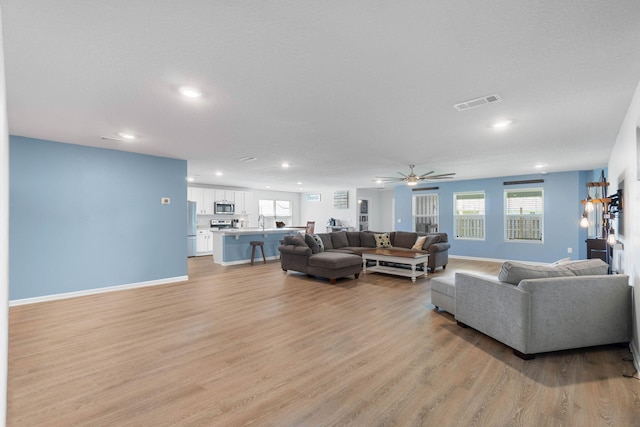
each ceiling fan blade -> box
[418,171,435,178]
[426,174,456,180]
[376,176,403,180]
[397,172,408,178]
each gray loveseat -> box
[454,259,631,359]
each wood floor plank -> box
[7,257,640,426]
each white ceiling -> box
[2,1,640,192]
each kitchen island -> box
[210,228,300,266]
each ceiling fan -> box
[375,165,456,186]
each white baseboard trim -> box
[218,256,279,266]
[9,275,189,306]
[630,340,640,375]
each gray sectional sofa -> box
[278,230,450,284]
[313,230,450,272]
[453,259,631,359]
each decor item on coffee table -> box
[454,259,631,359]
[362,248,429,283]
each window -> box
[504,189,543,242]
[454,192,485,240]
[413,194,439,233]
[258,199,292,228]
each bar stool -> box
[250,241,266,265]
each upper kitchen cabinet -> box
[188,187,215,215]
[234,191,254,215]
[214,189,235,202]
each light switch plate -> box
[161,198,171,205]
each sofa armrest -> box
[517,275,630,353]
[429,242,450,253]
[455,272,530,351]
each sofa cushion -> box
[393,231,418,249]
[308,252,363,269]
[317,233,333,250]
[331,231,349,249]
[497,261,575,285]
[563,259,609,276]
[374,232,392,248]
[346,231,361,247]
[311,234,324,252]
[304,233,320,254]
[412,235,427,250]
[549,257,571,266]
[360,232,377,248]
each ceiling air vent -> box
[453,94,502,111]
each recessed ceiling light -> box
[179,87,202,98]
[297,181,302,185]
[116,132,136,140]
[281,162,290,168]
[186,177,195,182]
[491,120,513,129]
[534,163,546,169]
[215,171,223,176]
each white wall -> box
[300,188,358,231]
[356,188,395,231]
[0,6,9,421]
[608,79,640,371]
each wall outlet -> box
[161,197,171,205]
[567,247,572,253]
[397,218,402,223]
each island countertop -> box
[209,227,302,236]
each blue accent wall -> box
[9,136,187,300]
[395,171,601,263]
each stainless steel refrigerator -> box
[187,201,197,257]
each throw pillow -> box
[497,261,574,285]
[563,259,609,276]
[304,233,320,254]
[412,235,427,250]
[312,234,325,252]
[285,234,309,248]
[374,232,391,248]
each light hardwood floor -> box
[8,257,640,426]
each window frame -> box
[412,193,439,233]
[258,199,292,228]
[504,188,544,243]
[453,191,485,240]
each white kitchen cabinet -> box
[196,229,213,255]
[188,187,215,215]
[215,189,235,203]
[234,191,253,215]
[202,188,215,214]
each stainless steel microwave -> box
[214,201,235,215]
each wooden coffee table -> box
[361,248,429,283]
